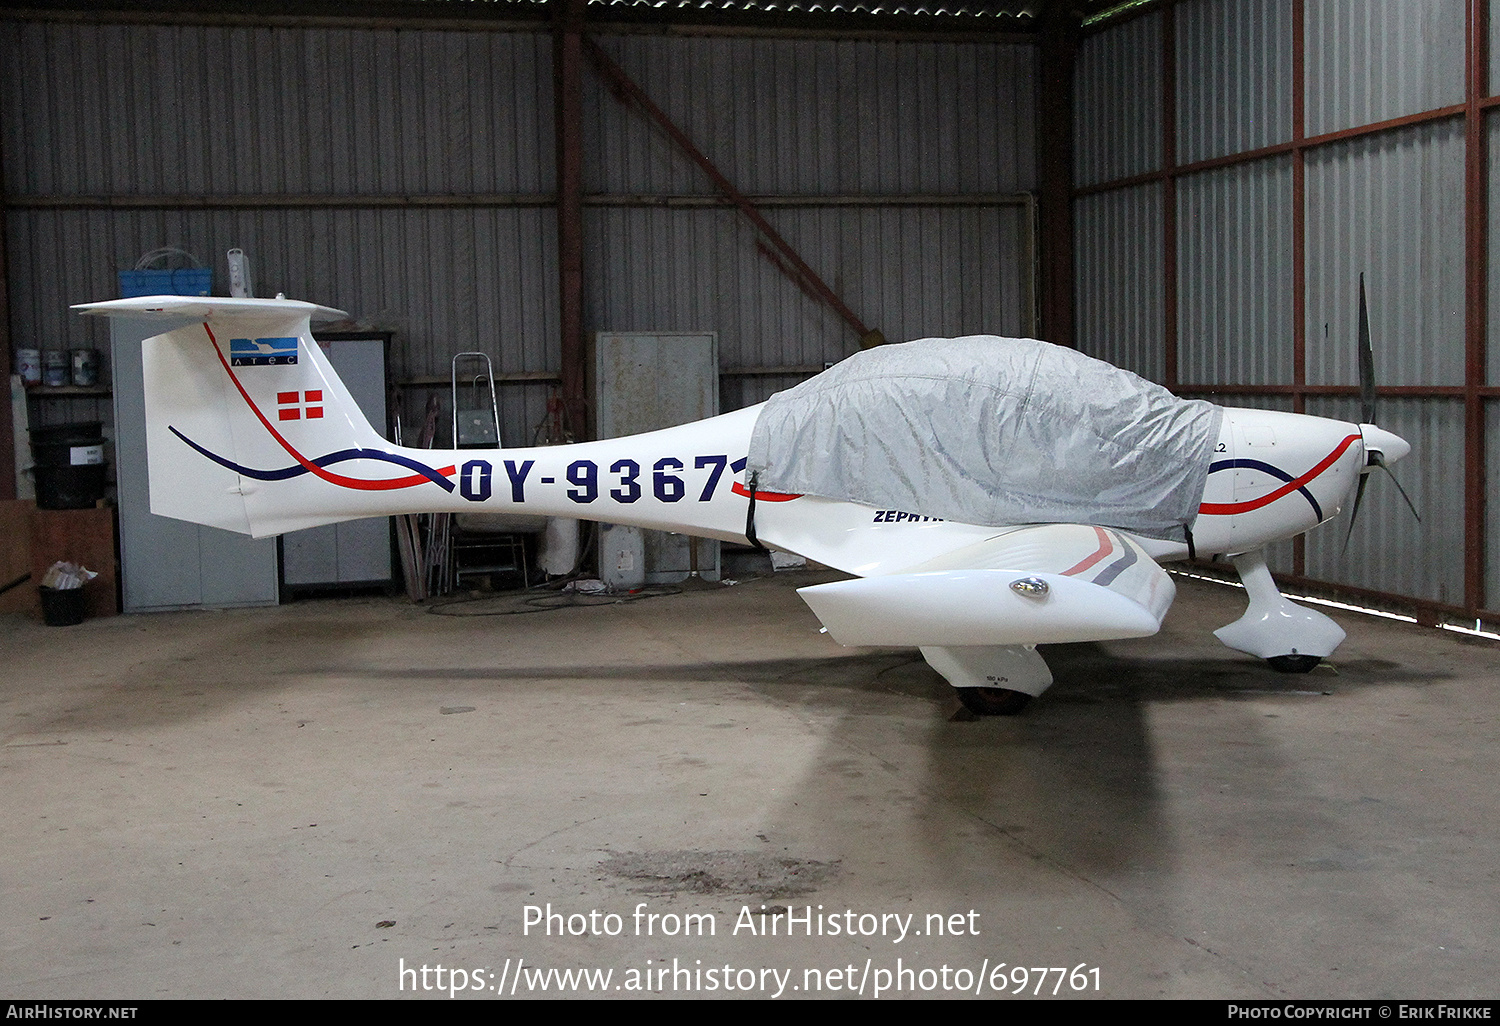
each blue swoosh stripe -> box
[169,426,456,492]
[1207,458,1323,521]
[1091,537,1139,587]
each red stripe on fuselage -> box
[1198,433,1360,516]
[205,324,455,491]
[730,482,802,502]
[1061,526,1114,577]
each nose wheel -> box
[1214,550,1345,669]
[921,645,1052,716]
[955,687,1034,716]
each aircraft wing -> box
[796,523,1176,647]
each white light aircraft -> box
[76,293,1413,715]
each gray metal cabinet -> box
[280,335,393,591]
[112,316,280,612]
[594,331,719,584]
[112,324,393,609]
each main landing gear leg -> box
[1213,549,1345,673]
[921,644,1053,716]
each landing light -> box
[1010,576,1049,598]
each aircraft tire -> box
[956,687,1033,716]
[1266,654,1321,673]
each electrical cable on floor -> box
[425,583,684,616]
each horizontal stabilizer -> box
[72,295,347,323]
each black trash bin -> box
[31,422,107,510]
[38,585,86,626]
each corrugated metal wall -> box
[1074,0,1490,620]
[1304,0,1465,136]
[1073,11,1162,188]
[1176,157,1295,386]
[584,34,1037,393]
[2,24,556,196]
[2,18,1037,449]
[586,36,1036,196]
[1304,123,1466,389]
[2,19,562,444]
[1489,403,1500,610]
[1074,185,1164,380]
[1490,105,1500,608]
[1303,396,1467,608]
[1175,0,1293,163]
[586,204,1031,368]
[1488,111,1500,384]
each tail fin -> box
[75,296,393,537]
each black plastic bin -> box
[39,585,85,626]
[31,422,107,510]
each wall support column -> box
[1464,0,1489,613]
[554,0,587,438]
[1036,6,1080,347]
[0,119,13,500]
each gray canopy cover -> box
[746,337,1223,540]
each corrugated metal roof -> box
[430,0,1039,18]
[9,0,1047,27]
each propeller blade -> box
[1357,273,1376,425]
[1342,471,1371,554]
[1368,451,1421,523]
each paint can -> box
[42,350,68,387]
[16,348,41,385]
[70,348,99,387]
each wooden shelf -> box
[395,373,558,387]
[26,385,112,397]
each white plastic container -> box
[599,524,646,592]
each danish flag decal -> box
[278,390,323,421]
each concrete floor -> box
[2,569,1498,1000]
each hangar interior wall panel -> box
[1175,0,1294,164]
[1304,122,1466,389]
[0,22,555,196]
[1176,157,1295,387]
[3,20,1037,447]
[1073,10,1162,188]
[1076,0,1485,619]
[585,36,1036,196]
[1074,185,1165,381]
[1493,0,1500,96]
[1304,0,1466,137]
[587,204,1031,373]
[1489,112,1500,386]
[581,34,1036,385]
[1488,403,1500,611]
[721,373,810,416]
[594,331,719,584]
[5,206,561,448]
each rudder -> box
[75,296,380,537]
